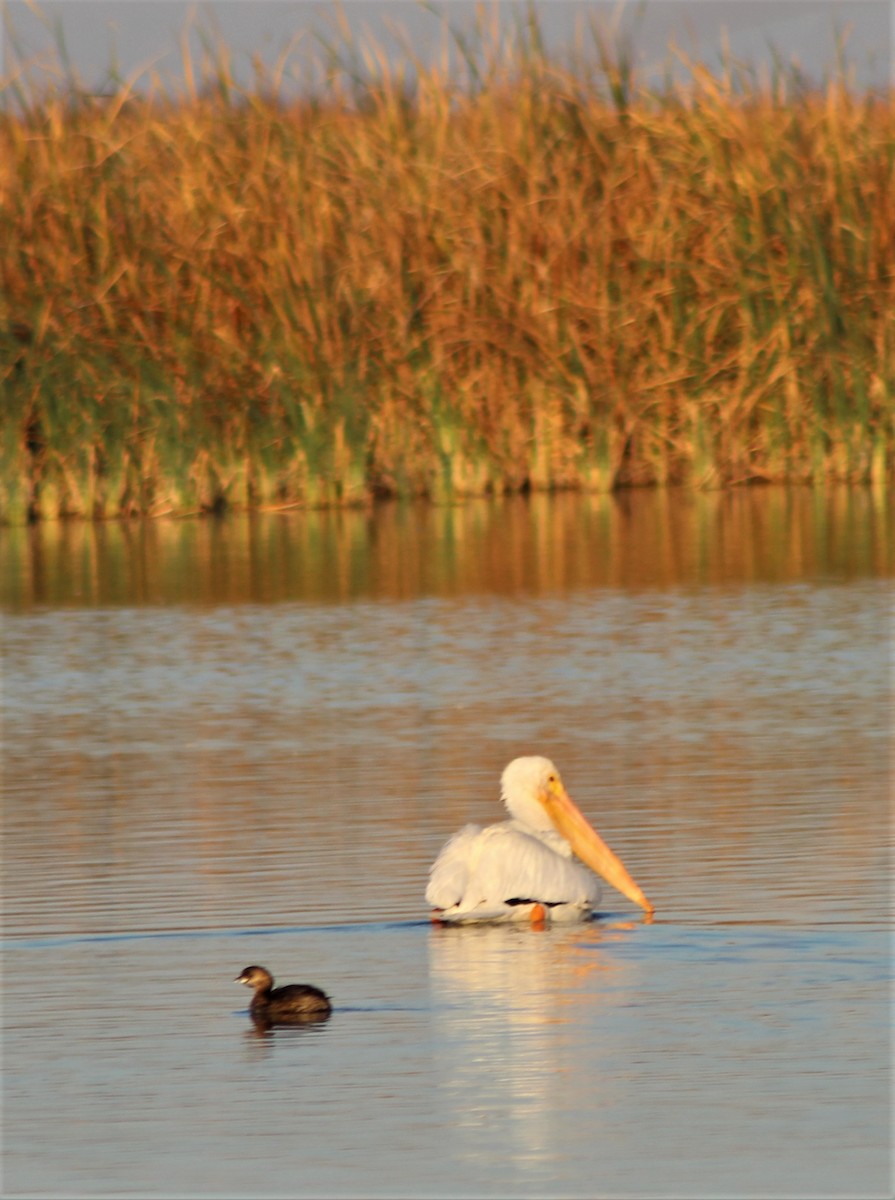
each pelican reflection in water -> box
[426,756,653,924]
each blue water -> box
[2,491,891,1197]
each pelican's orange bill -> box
[542,781,654,916]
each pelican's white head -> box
[499,755,654,916]
[501,756,565,831]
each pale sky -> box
[2,1,892,96]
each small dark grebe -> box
[235,965,332,1022]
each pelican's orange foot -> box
[530,903,547,928]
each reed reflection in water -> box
[1,487,891,1197]
[1,485,890,610]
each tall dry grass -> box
[1,20,892,521]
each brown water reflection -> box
[1,486,891,609]
[2,487,891,1197]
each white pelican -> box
[426,756,654,923]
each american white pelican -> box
[426,756,654,923]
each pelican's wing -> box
[425,824,483,909]
[427,822,600,913]
[466,825,601,907]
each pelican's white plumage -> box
[426,756,653,924]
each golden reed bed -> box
[1,23,892,520]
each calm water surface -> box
[2,489,892,1198]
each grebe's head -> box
[235,965,273,991]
